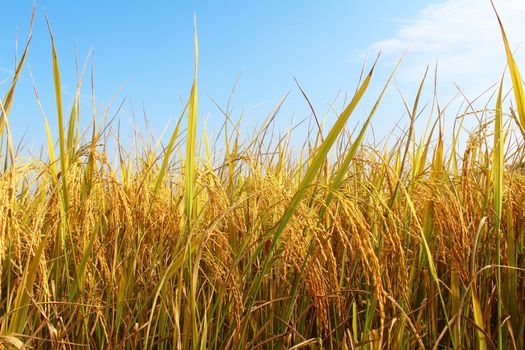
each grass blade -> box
[492,1,525,132]
[493,76,505,350]
[240,58,377,347]
[0,9,34,137]
[185,17,199,227]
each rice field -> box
[0,8,524,350]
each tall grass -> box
[0,9,524,350]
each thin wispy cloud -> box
[369,0,525,98]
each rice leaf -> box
[240,59,377,347]
[493,75,505,350]
[472,289,488,350]
[492,1,525,132]
[0,9,34,137]
[185,17,199,227]
[154,103,187,193]
[8,232,49,334]
[322,57,401,217]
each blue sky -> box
[1,1,524,151]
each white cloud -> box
[368,0,525,98]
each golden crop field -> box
[0,6,524,350]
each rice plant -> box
[0,7,524,350]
